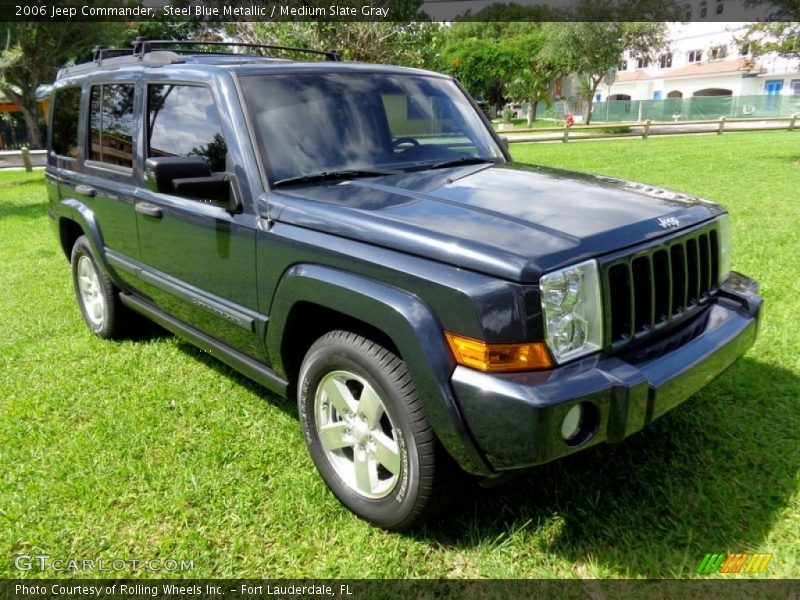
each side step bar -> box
[120,292,289,398]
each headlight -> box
[540,259,603,363]
[718,213,732,284]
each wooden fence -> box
[502,115,799,144]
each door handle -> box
[75,184,96,197]
[135,202,163,219]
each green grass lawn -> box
[2,131,799,579]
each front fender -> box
[267,263,494,477]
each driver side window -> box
[381,93,475,158]
[147,84,227,172]
[381,94,460,138]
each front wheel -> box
[298,330,452,530]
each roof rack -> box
[131,38,342,62]
[91,46,136,61]
[57,38,343,79]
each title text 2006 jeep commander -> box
[46,41,761,530]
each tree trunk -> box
[527,99,538,127]
[20,101,43,149]
[583,77,602,126]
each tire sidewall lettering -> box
[394,427,410,503]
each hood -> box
[269,162,724,283]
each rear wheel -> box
[298,330,452,530]
[70,235,128,339]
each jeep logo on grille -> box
[658,216,680,229]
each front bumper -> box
[452,272,762,472]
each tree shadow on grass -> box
[121,322,797,577]
[0,199,48,220]
[173,339,298,418]
[116,322,297,415]
[419,356,798,577]
[0,178,49,220]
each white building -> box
[601,20,800,103]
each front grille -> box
[603,223,720,347]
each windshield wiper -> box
[427,156,503,170]
[272,169,397,187]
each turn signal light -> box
[444,332,553,372]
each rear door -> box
[55,78,141,289]
[133,80,261,358]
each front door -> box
[765,80,784,111]
[134,82,261,358]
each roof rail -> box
[131,38,342,62]
[91,45,136,61]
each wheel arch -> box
[56,199,124,288]
[58,216,84,261]
[267,263,493,477]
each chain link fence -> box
[529,95,800,123]
[589,94,800,123]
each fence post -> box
[790,114,798,132]
[563,123,570,143]
[643,119,651,140]
[21,147,32,172]
[717,116,726,135]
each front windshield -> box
[240,72,505,183]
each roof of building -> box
[614,70,651,83]
[662,58,749,79]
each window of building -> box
[88,84,135,169]
[688,50,703,63]
[618,60,628,71]
[700,0,708,17]
[684,8,692,20]
[764,80,784,110]
[710,45,728,60]
[653,91,663,100]
[791,80,800,95]
[148,84,227,173]
[659,53,673,69]
[764,80,784,95]
[636,57,650,69]
[716,2,724,14]
[51,87,81,159]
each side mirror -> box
[500,136,510,151]
[144,156,241,212]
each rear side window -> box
[88,83,135,169]
[147,84,227,172]
[51,87,81,158]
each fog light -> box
[560,402,599,447]
[561,404,583,442]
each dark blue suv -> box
[46,41,761,529]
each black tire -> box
[70,235,128,339]
[298,330,452,530]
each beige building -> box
[601,21,799,104]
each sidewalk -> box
[0,149,46,169]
